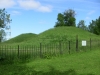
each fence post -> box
[18,45,19,58]
[98,40,99,47]
[68,41,70,54]
[5,45,6,56]
[59,41,62,55]
[76,35,78,52]
[40,43,42,58]
[90,38,91,50]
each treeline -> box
[54,9,100,35]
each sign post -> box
[82,40,86,51]
[82,41,86,46]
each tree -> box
[77,20,87,30]
[54,9,76,27]
[88,20,96,33]
[0,8,12,42]
[64,9,76,26]
[88,16,100,35]
[54,13,64,27]
[0,29,6,42]
[94,17,100,35]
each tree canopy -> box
[88,16,100,35]
[77,20,88,30]
[0,8,12,42]
[54,9,76,27]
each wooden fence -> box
[0,38,100,60]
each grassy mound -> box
[4,33,37,44]
[2,27,100,45]
[38,26,99,40]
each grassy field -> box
[0,48,100,75]
[0,27,100,60]
[0,27,100,75]
[26,48,100,74]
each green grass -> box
[0,48,100,75]
[3,33,37,44]
[26,49,100,74]
[2,27,100,46]
[0,27,100,75]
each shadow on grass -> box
[0,62,95,75]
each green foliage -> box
[0,29,6,42]
[77,20,88,30]
[95,16,100,35]
[0,8,12,42]
[55,9,76,27]
[42,52,52,59]
[0,8,11,28]
[55,13,64,27]
[88,16,100,35]
[64,9,76,26]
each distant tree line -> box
[54,9,100,35]
[88,16,100,35]
[77,17,100,35]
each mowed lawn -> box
[26,49,100,75]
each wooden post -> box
[76,35,78,52]
[69,41,70,54]
[18,45,19,58]
[5,45,6,56]
[10,46,11,60]
[90,38,91,50]
[59,41,62,55]
[40,43,42,58]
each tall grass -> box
[0,48,100,75]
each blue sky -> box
[0,0,100,39]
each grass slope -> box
[38,27,99,40]
[2,27,100,46]
[3,33,37,44]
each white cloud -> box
[18,0,40,10]
[18,0,52,12]
[0,0,16,8]
[38,5,52,12]
[88,10,96,15]
[11,11,21,15]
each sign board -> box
[82,41,86,46]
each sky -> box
[0,0,100,39]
